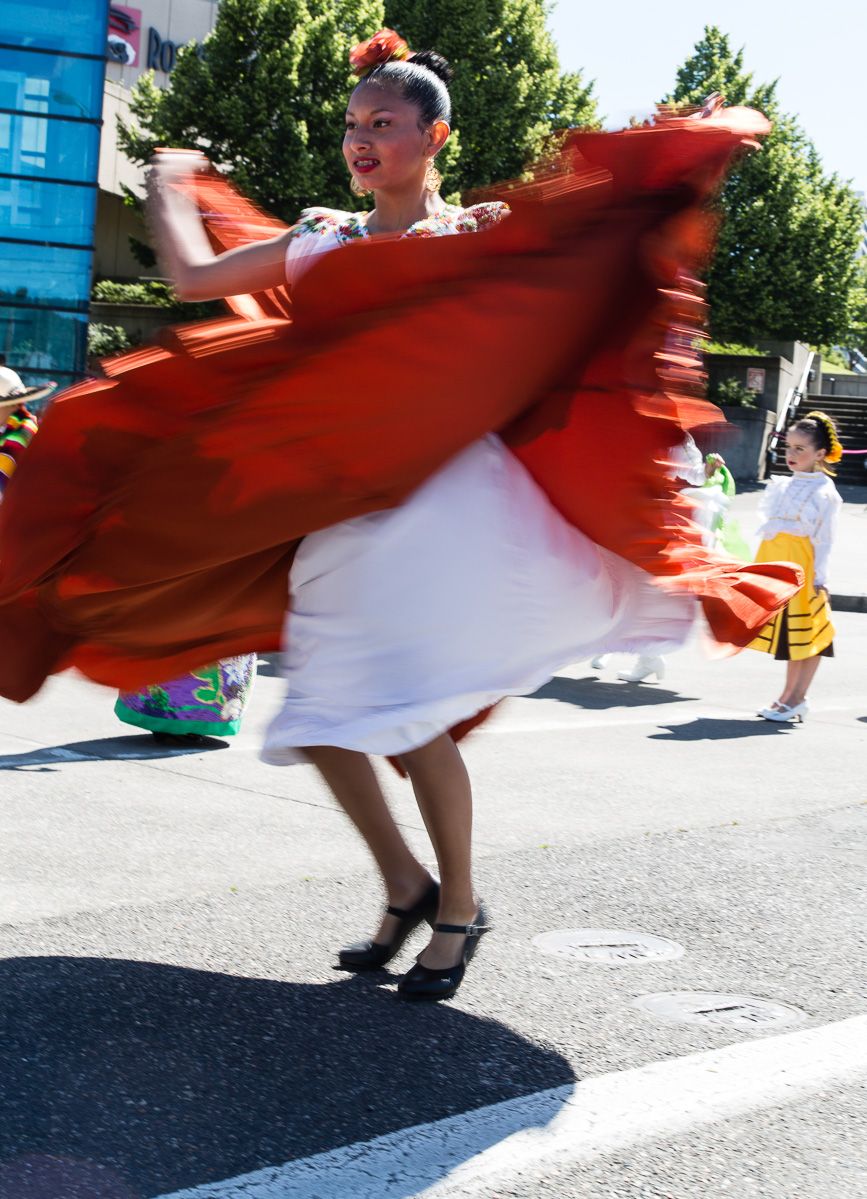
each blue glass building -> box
[1,0,108,389]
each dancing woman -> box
[146,31,697,1000]
[0,34,802,1000]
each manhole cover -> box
[634,991,806,1029]
[532,928,685,964]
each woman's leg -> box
[304,746,433,943]
[399,734,479,970]
[780,656,821,707]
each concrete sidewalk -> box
[729,481,867,612]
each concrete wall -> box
[706,354,785,415]
[704,342,822,480]
[93,190,158,281]
[820,373,867,398]
[755,340,814,409]
[722,406,777,481]
[693,406,777,482]
[707,342,816,427]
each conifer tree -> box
[667,27,864,346]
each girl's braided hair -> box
[789,410,842,476]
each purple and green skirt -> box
[115,655,256,736]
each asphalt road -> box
[1,614,866,1198]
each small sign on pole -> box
[746,367,766,393]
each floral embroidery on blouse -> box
[757,471,841,588]
[286,201,509,245]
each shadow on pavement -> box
[0,735,229,771]
[0,957,574,1199]
[531,675,697,710]
[649,717,797,741]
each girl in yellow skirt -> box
[751,412,842,722]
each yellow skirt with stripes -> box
[748,533,834,660]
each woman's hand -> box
[146,150,208,235]
[151,148,209,178]
[147,149,210,207]
[145,151,237,300]
[145,148,293,302]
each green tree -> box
[384,0,598,195]
[667,27,865,346]
[120,0,385,224]
[119,0,596,228]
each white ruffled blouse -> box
[756,472,841,588]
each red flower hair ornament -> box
[349,29,410,78]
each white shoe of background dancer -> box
[590,654,611,670]
[617,654,666,682]
[757,699,809,723]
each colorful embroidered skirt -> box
[115,655,256,736]
[748,534,833,660]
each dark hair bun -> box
[409,50,454,89]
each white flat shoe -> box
[618,655,665,683]
[757,700,809,723]
[591,654,611,670]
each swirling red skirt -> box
[0,110,802,706]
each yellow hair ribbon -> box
[804,410,843,464]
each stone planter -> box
[716,405,776,482]
[89,301,177,347]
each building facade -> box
[0,0,216,389]
[1,0,109,388]
[97,1,218,280]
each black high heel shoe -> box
[337,879,440,971]
[397,904,490,1001]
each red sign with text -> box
[107,5,142,66]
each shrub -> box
[703,340,762,356]
[91,279,222,322]
[710,376,757,408]
[92,280,176,307]
[87,323,132,359]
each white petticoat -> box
[261,436,695,764]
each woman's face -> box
[343,82,447,193]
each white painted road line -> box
[155,1013,867,1199]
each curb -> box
[830,594,867,614]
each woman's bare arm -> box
[148,152,294,302]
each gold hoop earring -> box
[425,158,442,194]
[350,175,371,197]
